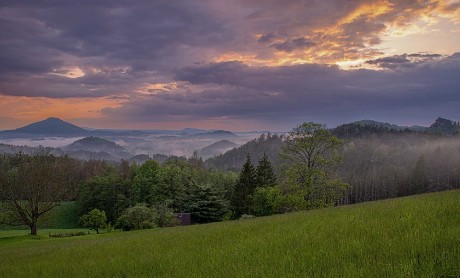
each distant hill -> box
[65,136,126,153]
[192,130,237,139]
[200,140,238,158]
[428,117,460,135]
[205,134,283,172]
[0,117,90,138]
[333,118,459,138]
[179,128,207,135]
[332,119,432,138]
[129,154,151,164]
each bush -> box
[79,209,107,234]
[275,193,307,213]
[251,187,281,216]
[152,202,179,227]
[116,203,179,231]
[115,204,156,231]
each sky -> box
[0,0,459,131]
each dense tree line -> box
[77,158,237,227]
[207,128,460,205]
[338,134,460,204]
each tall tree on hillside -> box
[0,154,81,235]
[231,155,257,217]
[256,153,277,188]
[280,122,348,209]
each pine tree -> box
[184,182,228,223]
[231,154,257,217]
[256,153,277,188]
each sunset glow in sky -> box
[1,0,459,131]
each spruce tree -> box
[231,154,257,217]
[184,182,228,223]
[256,153,277,188]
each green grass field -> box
[0,190,459,277]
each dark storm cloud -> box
[366,53,444,69]
[0,0,232,97]
[258,33,277,43]
[103,53,460,128]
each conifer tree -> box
[256,153,277,188]
[231,154,257,217]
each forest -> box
[1,120,459,235]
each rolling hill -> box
[65,137,125,153]
[200,140,238,158]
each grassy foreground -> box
[1,191,459,277]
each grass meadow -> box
[0,190,459,277]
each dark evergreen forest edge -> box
[0,117,459,235]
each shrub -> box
[79,209,107,234]
[152,202,179,227]
[251,187,281,216]
[115,204,156,231]
[49,231,87,237]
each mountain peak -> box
[45,117,64,122]
[1,117,89,138]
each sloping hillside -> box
[1,190,458,277]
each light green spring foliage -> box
[1,190,458,277]
[79,209,107,234]
[280,122,348,209]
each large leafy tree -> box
[280,122,348,209]
[231,155,257,217]
[0,154,81,235]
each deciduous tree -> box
[79,208,107,234]
[0,154,80,235]
[280,122,348,209]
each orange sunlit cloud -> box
[213,0,460,68]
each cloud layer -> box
[0,0,459,129]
